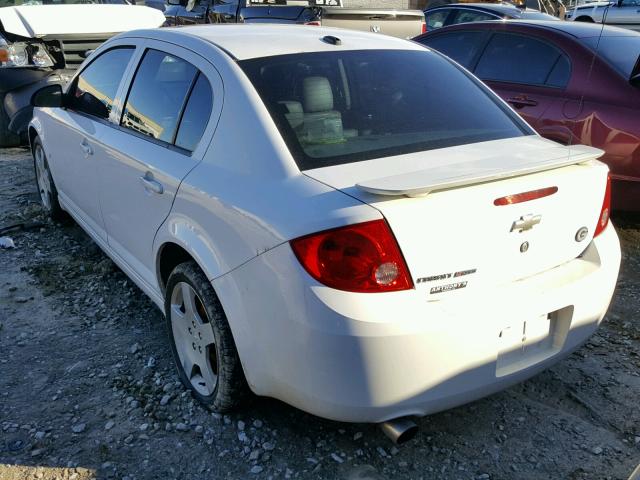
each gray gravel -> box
[1,147,640,479]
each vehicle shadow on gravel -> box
[1,148,639,480]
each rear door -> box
[96,40,221,290]
[472,32,572,130]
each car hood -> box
[0,5,165,38]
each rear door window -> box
[417,31,488,69]
[175,73,214,152]
[69,47,134,120]
[474,32,571,87]
[451,9,498,25]
[424,9,451,30]
[121,49,197,144]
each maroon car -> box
[414,21,640,210]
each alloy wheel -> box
[170,282,218,396]
[34,144,52,211]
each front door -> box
[97,41,220,291]
[41,46,137,242]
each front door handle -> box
[80,138,93,156]
[139,173,164,195]
[506,96,539,109]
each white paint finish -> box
[0,5,165,38]
[155,24,424,60]
[214,224,620,422]
[39,109,108,242]
[96,39,225,291]
[353,143,603,197]
[31,27,622,423]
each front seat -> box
[300,76,344,144]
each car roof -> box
[463,19,640,38]
[125,24,424,61]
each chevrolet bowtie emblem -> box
[511,214,542,233]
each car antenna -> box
[321,35,342,46]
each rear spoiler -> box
[356,144,604,198]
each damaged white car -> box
[28,25,620,443]
[0,0,165,146]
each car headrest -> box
[303,76,334,113]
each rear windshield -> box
[582,35,640,79]
[240,49,530,170]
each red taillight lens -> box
[290,219,413,293]
[304,21,321,26]
[421,22,427,34]
[594,173,611,238]
[494,186,558,206]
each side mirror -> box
[75,92,110,119]
[31,84,65,108]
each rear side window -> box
[240,50,530,170]
[121,49,197,144]
[70,47,134,120]
[175,73,213,151]
[452,9,497,25]
[475,33,571,87]
[418,31,487,69]
[424,9,450,30]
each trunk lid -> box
[321,8,425,39]
[304,136,608,297]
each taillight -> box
[304,21,321,26]
[290,219,413,293]
[421,22,427,34]
[594,173,611,238]
[494,186,558,206]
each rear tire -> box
[574,16,595,22]
[0,94,21,148]
[32,135,68,222]
[164,261,249,412]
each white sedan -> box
[29,25,620,442]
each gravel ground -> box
[1,147,639,480]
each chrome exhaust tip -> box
[380,417,418,445]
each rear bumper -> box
[214,224,621,423]
[0,69,73,136]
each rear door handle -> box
[80,138,93,156]
[139,173,164,195]
[507,96,539,109]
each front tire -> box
[164,261,249,411]
[574,16,595,22]
[32,135,67,222]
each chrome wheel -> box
[34,144,52,211]
[170,282,218,396]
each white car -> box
[565,0,640,30]
[29,25,620,442]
